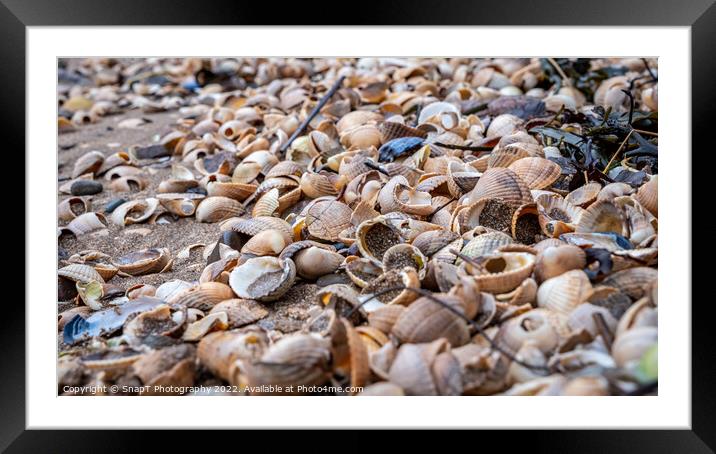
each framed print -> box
[3,0,712,448]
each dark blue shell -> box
[378,137,425,163]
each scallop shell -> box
[368,304,406,334]
[197,330,269,383]
[112,248,172,276]
[209,299,269,329]
[453,197,519,234]
[634,175,658,218]
[536,269,592,316]
[392,185,433,216]
[157,179,199,193]
[565,181,602,207]
[510,202,542,244]
[507,157,562,190]
[575,200,627,236]
[170,282,235,311]
[612,326,657,368]
[379,121,427,142]
[463,168,532,206]
[391,295,470,347]
[72,151,105,178]
[597,182,635,202]
[252,188,280,217]
[265,160,303,179]
[537,196,585,237]
[361,267,421,306]
[487,147,529,168]
[411,230,460,257]
[459,231,513,262]
[341,124,383,149]
[305,200,352,242]
[356,217,404,265]
[601,267,658,300]
[486,114,523,138]
[111,198,160,226]
[196,196,245,223]
[388,338,458,396]
[156,193,205,217]
[498,308,559,355]
[300,171,346,199]
[241,229,289,256]
[58,197,90,222]
[292,246,344,280]
[58,264,105,284]
[221,216,293,244]
[345,257,383,288]
[465,251,536,294]
[534,245,587,283]
[240,334,331,394]
[182,312,229,342]
[63,212,108,237]
[228,256,296,302]
[331,318,371,390]
[382,243,428,279]
[207,180,257,201]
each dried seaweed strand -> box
[279,75,346,155]
[603,129,634,172]
[547,58,572,87]
[349,285,551,374]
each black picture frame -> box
[3,0,710,448]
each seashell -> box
[183,312,229,342]
[487,146,529,168]
[565,181,602,207]
[454,197,519,234]
[111,198,159,226]
[331,318,370,390]
[459,230,512,262]
[411,230,460,257]
[379,121,427,142]
[158,178,199,193]
[507,157,561,190]
[392,295,470,347]
[107,175,147,194]
[239,334,332,394]
[197,329,269,383]
[58,197,90,222]
[63,212,108,236]
[72,151,105,178]
[304,200,352,242]
[391,184,433,216]
[463,168,532,206]
[388,338,459,396]
[510,202,542,244]
[206,180,257,201]
[634,175,658,218]
[534,244,587,283]
[382,243,428,279]
[156,193,205,217]
[359,382,405,396]
[252,188,280,217]
[361,267,421,306]
[104,165,142,180]
[241,229,289,256]
[341,124,383,149]
[63,297,165,344]
[221,216,293,244]
[131,344,196,395]
[536,269,592,316]
[155,279,193,302]
[486,114,523,138]
[601,267,658,300]
[229,256,296,302]
[498,308,560,355]
[594,76,630,111]
[292,247,344,280]
[537,196,584,237]
[196,196,244,223]
[567,303,618,338]
[112,248,172,276]
[575,200,627,236]
[495,277,538,306]
[209,299,269,329]
[300,171,346,199]
[356,216,404,265]
[123,304,182,346]
[168,282,236,312]
[597,182,635,202]
[465,251,536,294]
[615,297,657,337]
[612,326,657,368]
[561,376,610,396]
[126,284,156,299]
[368,304,406,334]
[345,257,383,288]
[58,264,105,285]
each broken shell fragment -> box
[229,256,296,302]
[112,248,172,276]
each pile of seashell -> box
[58,57,657,396]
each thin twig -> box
[364,159,391,176]
[279,75,346,156]
[348,285,551,374]
[641,58,658,83]
[547,57,572,87]
[603,129,634,172]
[432,142,494,152]
[632,128,658,137]
[592,313,614,352]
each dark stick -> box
[641,58,658,83]
[348,285,551,374]
[592,313,614,352]
[279,75,346,156]
[364,159,391,176]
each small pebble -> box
[104,198,127,213]
[70,179,103,196]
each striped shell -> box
[536,269,592,316]
[565,181,602,207]
[575,200,627,236]
[459,231,513,262]
[58,264,105,284]
[72,151,105,178]
[196,196,244,223]
[305,200,352,242]
[391,295,470,347]
[508,157,562,190]
[634,175,658,218]
[463,168,532,206]
[207,181,257,201]
[157,193,205,217]
[220,216,293,243]
[169,282,236,311]
[64,212,108,235]
[465,251,536,294]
